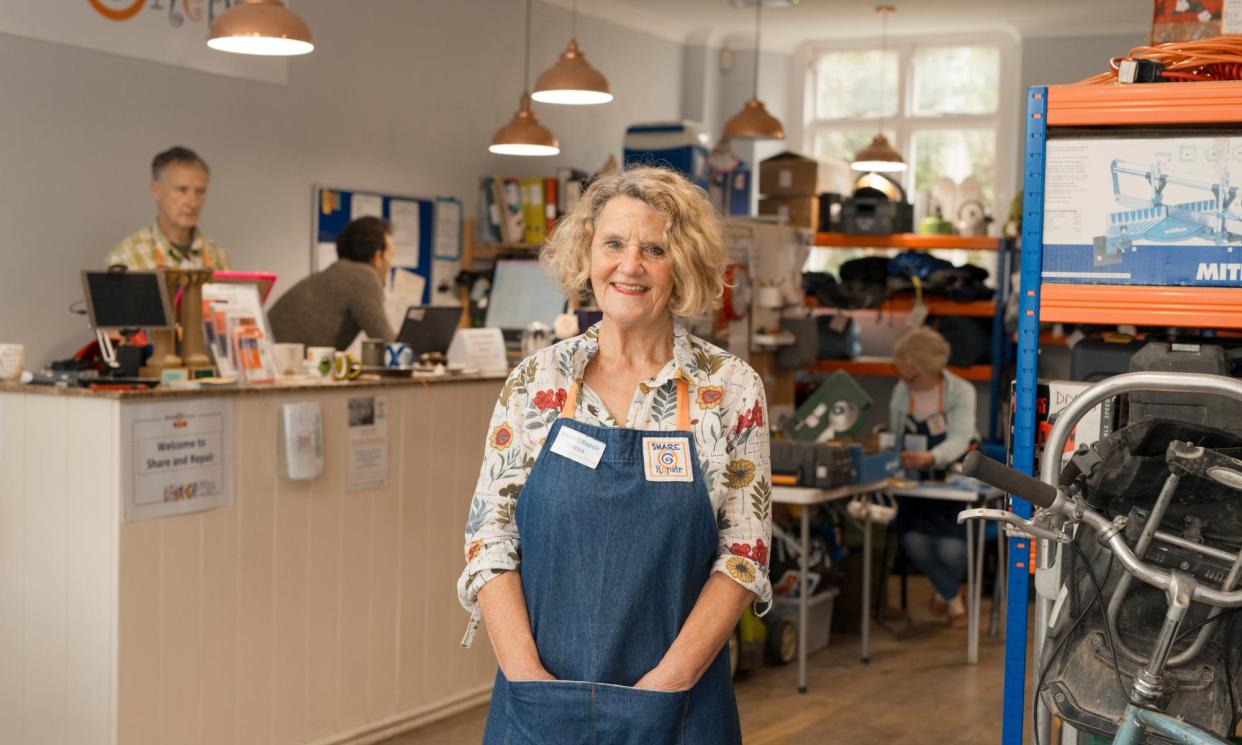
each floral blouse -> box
[457,322,773,644]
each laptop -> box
[396,306,463,358]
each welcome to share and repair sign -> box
[0,1,289,83]
[121,397,233,521]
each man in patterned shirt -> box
[104,146,230,270]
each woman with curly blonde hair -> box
[459,166,771,744]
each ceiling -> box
[547,0,1151,50]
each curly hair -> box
[893,326,951,379]
[540,166,726,318]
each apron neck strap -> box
[559,378,691,431]
[562,382,580,420]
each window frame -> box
[792,31,1021,221]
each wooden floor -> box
[383,578,1024,745]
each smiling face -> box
[589,196,675,331]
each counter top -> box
[0,371,507,400]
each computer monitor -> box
[395,306,462,358]
[80,270,175,330]
[484,259,567,338]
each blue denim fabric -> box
[898,529,966,601]
[482,416,740,745]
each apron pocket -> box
[504,680,592,745]
[504,680,688,745]
[593,683,689,745]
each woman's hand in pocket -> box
[507,665,556,683]
[633,663,692,692]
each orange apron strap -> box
[675,379,691,431]
[561,382,580,420]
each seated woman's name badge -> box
[550,427,605,469]
[927,413,947,437]
[643,437,693,482]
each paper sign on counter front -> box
[347,395,389,490]
[121,398,233,521]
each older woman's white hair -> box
[893,327,951,379]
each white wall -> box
[0,1,685,368]
[1020,31,1148,90]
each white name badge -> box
[550,426,606,469]
[642,437,693,483]
[927,413,947,437]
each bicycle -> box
[959,425,1242,745]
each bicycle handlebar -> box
[962,453,1242,609]
[963,451,1058,508]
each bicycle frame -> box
[964,372,1242,745]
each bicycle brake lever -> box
[957,508,1069,543]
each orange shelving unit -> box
[1039,284,1242,329]
[814,232,1000,251]
[812,357,993,382]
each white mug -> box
[305,346,336,379]
[0,344,24,381]
[273,343,305,376]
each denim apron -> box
[482,378,740,745]
[895,380,966,538]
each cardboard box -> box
[1042,134,1242,287]
[759,151,843,196]
[1151,0,1242,43]
[758,195,818,229]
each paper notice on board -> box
[316,242,337,271]
[351,193,383,221]
[389,199,421,268]
[347,396,388,490]
[121,399,233,520]
[435,200,462,260]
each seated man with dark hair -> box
[106,145,230,269]
[267,216,395,350]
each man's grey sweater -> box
[268,260,394,350]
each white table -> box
[886,480,1006,665]
[772,480,890,693]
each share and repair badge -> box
[643,437,694,482]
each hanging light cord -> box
[572,0,578,43]
[524,0,532,92]
[877,6,889,137]
[752,1,762,99]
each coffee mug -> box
[305,346,336,379]
[272,343,305,376]
[332,351,362,381]
[0,344,24,382]
[384,342,414,368]
[361,339,386,368]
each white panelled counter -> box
[0,374,504,745]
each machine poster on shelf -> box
[1042,134,1242,286]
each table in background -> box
[771,480,889,693]
[886,479,1007,665]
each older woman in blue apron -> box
[458,167,772,744]
[888,327,979,628]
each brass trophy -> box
[139,268,215,380]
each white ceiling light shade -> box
[533,0,613,105]
[490,0,560,156]
[207,0,313,56]
[851,6,907,172]
[722,0,784,140]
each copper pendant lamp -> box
[851,6,907,172]
[491,0,560,156]
[722,1,784,140]
[207,0,314,57]
[532,0,612,105]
